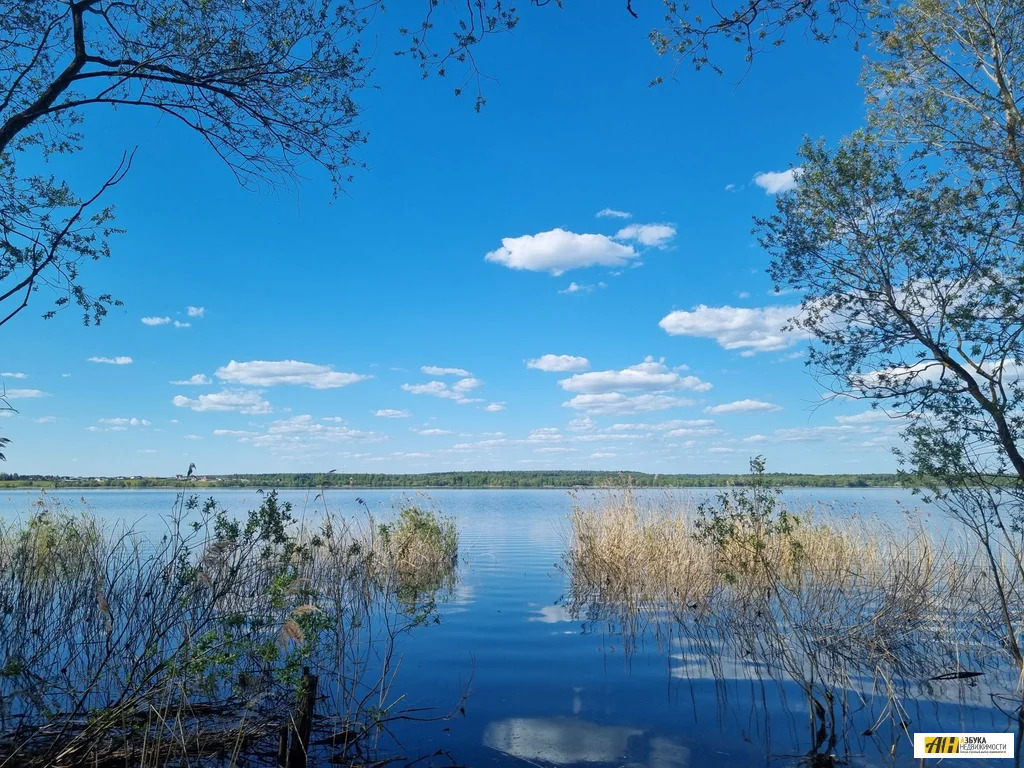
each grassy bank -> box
[0,492,459,767]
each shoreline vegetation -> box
[1,470,919,490]
[564,466,1024,764]
[0,491,460,767]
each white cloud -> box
[35,416,56,423]
[375,409,411,418]
[559,357,711,394]
[835,410,897,425]
[485,402,506,412]
[187,306,205,318]
[5,388,46,399]
[534,446,577,454]
[173,320,191,328]
[527,427,562,443]
[563,393,694,415]
[659,305,803,355]
[664,426,723,437]
[185,434,204,441]
[591,451,617,458]
[98,417,150,427]
[216,360,368,389]
[421,366,471,377]
[141,316,171,326]
[172,390,272,414]
[568,416,597,431]
[527,354,590,373]
[614,223,677,248]
[703,399,783,415]
[213,429,257,437]
[773,425,857,442]
[596,208,632,219]
[88,356,133,365]
[416,428,452,435]
[611,419,714,431]
[754,168,802,194]
[559,281,595,295]
[239,415,382,452]
[402,377,483,404]
[485,228,638,275]
[1,372,26,379]
[170,373,212,386]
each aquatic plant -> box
[565,464,1017,764]
[0,491,460,767]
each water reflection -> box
[560,489,1024,767]
[483,717,689,767]
[529,603,574,623]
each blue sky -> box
[1,5,902,476]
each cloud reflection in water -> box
[483,716,689,767]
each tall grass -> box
[0,491,459,767]
[565,479,1019,763]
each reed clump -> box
[565,460,1013,762]
[0,491,459,767]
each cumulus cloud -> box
[485,228,638,275]
[559,357,711,394]
[754,168,802,194]
[659,305,803,355]
[5,388,46,399]
[375,409,411,418]
[527,354,590,373]
[216,360,368,389]
[141,316,171,326]
[170,373,212,386]
[402,377,483,404]
[172,389,272,414]
[703,399,783,415]
[416,428,452,435]
[89,356,133,365]
[485,402,506,412]
[187,306,205,318]
[1,372,26,378]
[562,393,694,415]
[421,366,471,377]
[614,223,677,248]
[596,208,632,219]
[173,320,191,328]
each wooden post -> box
[277,726,289,767]
[287,666,318,768]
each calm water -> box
[0,487,1012,767]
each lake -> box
[0,487,1014,767]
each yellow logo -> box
[924,736,960,754]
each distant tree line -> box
[0,470,913,490]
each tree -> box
[761,0,1024,666]
[0,0,888,330]
[0,0,531,327]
